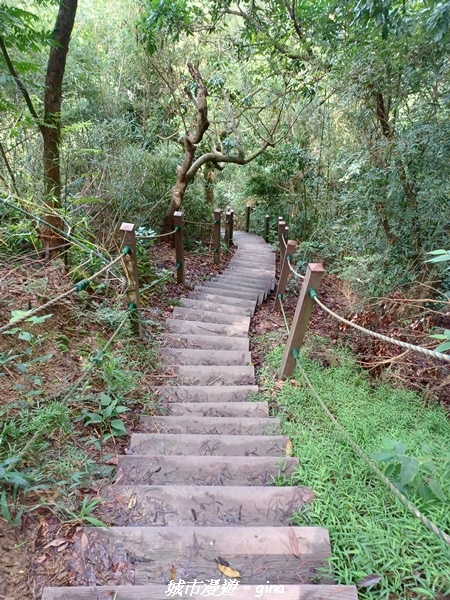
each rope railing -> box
[1,197,116,267]
[183,219,215,227]
[292,349,450,546]
[286,255,305,280]
[310,291,450,364]
[0,249,130,335]
[139,266,178,294]
[136,228,178,240]
[277,291,450,547]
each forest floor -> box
[0,240,449,599]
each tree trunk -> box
[204,163,215,205]
[42,0,78,251]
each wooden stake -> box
[224,211,231,247]
[173,211,185,284]
[274,240,297,312]
[277,220,285,266]
[264,214,269,243]
[245,204,251,232]
[213,208,221,266]
[120,222,142,338]
[281,226,289,265]
[279,263,325,378]
[230,209,234,245]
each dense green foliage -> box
[2,0,449,293]
[258,335,450,598]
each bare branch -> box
[186,143,269,182]
[0,36,43,132]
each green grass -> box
[258,337,450,599]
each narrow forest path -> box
[42,231,358,599]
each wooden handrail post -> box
[213,208,221,266]
[274,240,297,312]
[230,209,234,245]
[279,263,325,379]
[245,204,251,232]
[280,226,289,264]
[173,211,185,284]
[224,211,231,247]
[277,219,285,265]
[264,214,269,243]
[120,222,143,339]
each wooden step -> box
[188,292,256,314]
[163,334,249,351]
[42,585,359,599]
[169,365,255,386]
[139,416,281,435]
[152,385,258,402]
[172,306,251,327]
[97,485,314,527]
[83,526,332,585]
[166,319,248,338]
[212,276,271,291]
[179,297,251,316]
[215,273,276,286]
[160,348,252,366]
[195,283,262,302]
[164,401,269,417]
[116,455,299,486]
[129,433,290,456]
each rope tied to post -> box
[0,249,130,335]
[136,229,177,240]
[309,289,450,364]
[286,255,305,280]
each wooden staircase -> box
[42,231,358,599]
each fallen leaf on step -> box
[127,494,137,509]
[80,532,89,555]
[216,557,241,578]
[35,554,48,564]
[288,528,300,558]
[57,542,70,552]
[286,440,293,456]
[357,574,382,588]
[43,537,73,549]
[115,493,128,511]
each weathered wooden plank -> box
[43,585,359,599]
[129,433,290,456]
[139,416,281,435]
[169,365,255,386]
[179,298,252,316]
[165,401,269,417]
[160,348,252,366]
[151,385,258,402]
[162,334,250,351]
[172,306,251,327]
[87,526,332,585]
[166,320,248,338]
[97,485,314,527]
[115,456,299,486]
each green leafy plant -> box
[2,312,53,399]
[76,393,129,446]
[372,439,446,503]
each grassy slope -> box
[258,338,450,599]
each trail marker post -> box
[120,222,143,338]
[174,211,185,284]
[213,209,221,266]
[279,263,325,378]
[274,240,297,312]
